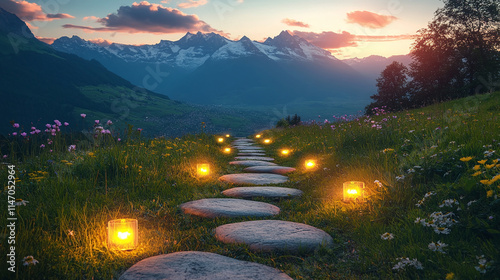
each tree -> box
[276,114,301,128]
[410,0,500,104]
[366,61,410,114]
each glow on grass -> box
[225,134,230,138]
[223,147,232,154]
[304,159,316,169]
[107,219,138,251]
[197,163,210,176]
[255,134,262,138]
[343,181,365,201]
[263,139,271,144]
[217,137,224,143]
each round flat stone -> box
[180,198,280,218]
[244,166,296,175]
[119,251,292,280]
[234,156,275,161]
[238,152,267,156]
[229,160,277,167]
[219,173,288,185]
[222,187,303,199]
[215,220,333,252]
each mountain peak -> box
[0,7,35,39]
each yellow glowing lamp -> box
[225,134,230,138]
[255,134,262,138]
[197,163,210,176]
[223,147,232,154]
[305,159,316,169]
[108,219,138,250]
[263,139,271,144]
[343,181,365,201]
[281,149,290,156]
[217,137,224,143]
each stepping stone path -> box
[180,198,280,218]
[229,160,277,167]
[122,137,331,279]
[119,251,293,280]
[222,187,303,199]
[234,156,275,161]
[215,220,334,252]
[244,166,296,175]
[219,173,288,185]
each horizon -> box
[0,0,442,59]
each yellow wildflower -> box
[491,174,500,183]
[460,157,473,162]
[61,160,68,163]
[478,159,487,164]
[445,272,455,280]
[486,164,495,169]
[487,190,494,198]
[66,162,72,166]
[383,148,395,154]
[493,159,499,164]
[472,171,483,177]
[473,165,481,170]
[480,180,492,186]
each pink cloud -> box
[88,38,114,46]
[178,0,208,9]
[0,0,74,21]
[346,11,397,29]
[292,30,415,49]
[83,16,100,21]
[36,36,56,44]
[281,18,310,28]
[63,2,226,36]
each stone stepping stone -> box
[229,160,277,167]
[234,146,264,150]
[234,156,275,161]
[238,150,266,154]
[232,143,254,146]
[237,152,267,156]
[244,166,296,175]
[180,198,280,218]
[119,251,292,280]
[222,187,303,199]
[219,173,288,185]
[215,220,333,252]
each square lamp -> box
[108,219,138,250]
[197,163,210,176]
[343,181,365,201]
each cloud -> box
[291,31,357,49]
[291,30,415,49]
[83,16,100,21]
[63,1,225,35]
[36,36,56,44]
[281,18,310,28]
[346,11,397,29]
[88,38,114,46]
[0,0,74,21]
[178,0,208,9]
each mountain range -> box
[0,8,273,136]
[51,31,374,111]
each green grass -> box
[1,92,499,279]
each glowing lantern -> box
[255,134,262,138]
[281,149,290,156]
[343,181,365,201]
[304,159,316,169]
[263,139,271,144]
[108,219,138,250]
[217,137,224,143]
[197,164,210,177]
[225,134,230,138]
[223,147,232,154]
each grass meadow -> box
[1,92,499,279]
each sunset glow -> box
[1,0,444,59]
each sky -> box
[1,0,444,59]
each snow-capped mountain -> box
[51,30,373,108]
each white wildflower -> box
[428,241,448,253]
[392,257,423,270]
[396,175,405,181]
[467,200,477,207]
[15,199,29,206]
[374,180,383,188]
[381,232,394,240]
[439,199,459,208]
[484,150,495,157]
